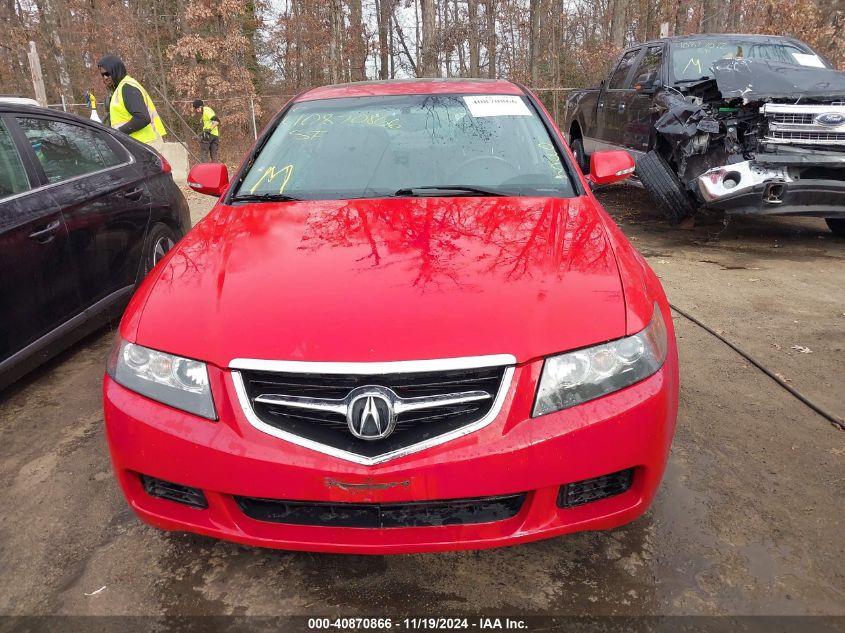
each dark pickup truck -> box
[564,34,845,235]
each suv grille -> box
[769,130,845,143]
[771,113,814,125]
[238,364,509,459]
[763,104,845,147]
[235,493,526,528]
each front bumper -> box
[103,354,679,554]
[696,156,845,218]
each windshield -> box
[671,39,826,83]
[236,94,576,200]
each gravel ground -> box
[0,185,842,622]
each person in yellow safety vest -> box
[98,55,166,151]
[192,99,220,162]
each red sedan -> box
[103,79,679,553]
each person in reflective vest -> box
[98,55,166,150]
[193,99,220,162]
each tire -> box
[570,137,590,174]
[635,150,699,225]
[825,218,845,237]
[141,222,178,277]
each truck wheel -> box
[826,218,845,237]
[571,138,590,174]
[635,150,698,225]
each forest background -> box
[3,0,842,162]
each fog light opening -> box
[557,468,634,508]
[140,474,208,509]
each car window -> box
[632,46,664,88]
[237,94,576,200]
[0,120,30,199]
[608,49,641,89]
[16,117,125,184]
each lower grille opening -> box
[140,474,208,509]
[557,469,634,509]
[235,493,526,528]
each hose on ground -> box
[669,302,845,432]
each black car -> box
[0,103,190,390]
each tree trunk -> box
[468,0,480,76]
[701,0,725,33]
[528,0,540,86]
[485,0,496,78]
[420,0,438,76]
[348,0,366,81]
[609,0,625,48]
[376,0,390,79]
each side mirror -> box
[586,150,635,187]
[187,163,229,197]
[634,77,661,94]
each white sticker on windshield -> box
[463,95,532,117]
[791,53,825,68]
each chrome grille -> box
[769,130,845,143]
[235,361,512,462]
[762,104,845,146]
[772,113,815,125]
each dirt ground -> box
[0,186,843,622]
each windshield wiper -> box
[394,185,507,197]
[230,192,302,203]
[674,76,711,85]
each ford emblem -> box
[815,113,845,126]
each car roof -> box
[297,78,526,102]
[0,102,70,115]
[636,33,807,48]
[0,96,41,106]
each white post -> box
[250,96,258,140]
[27,41,48,107]
[61,94,67,112]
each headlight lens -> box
[533,303,668,417]
[107,339,217,419]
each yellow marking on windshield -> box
[683,58,702,76]
[249,164,294,194]
[538,142,565,180]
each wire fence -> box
[47,87,576,167]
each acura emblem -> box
[347,390,396,440]
[815,113,845,126]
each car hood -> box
[711,58,845,102]
[135,196,626,368]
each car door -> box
[620,44,666,155]
[595,48,641,151]
[15,115,151,311]
[0,115,78,365]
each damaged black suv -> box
[565,34,845,235]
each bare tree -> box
[609,0,626,47]
[348,0,366,80]
[420,0,439,76]
[528,0,539,85]
[485,0,496,78]
[468,0,480,76]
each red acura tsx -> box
[103,79,679,553]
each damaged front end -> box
[654,58,845,218]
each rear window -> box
[236,94,576,200]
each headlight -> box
[533,303,668,417]
[107,339,217,419]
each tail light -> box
[159,154,172,174]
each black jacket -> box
[98,55,151,135]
